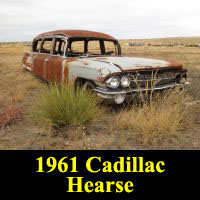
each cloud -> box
[0,0,200,41]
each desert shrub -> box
[115,90,194,135]
[0,105,22,128]
[31,83,104,127]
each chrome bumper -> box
[93,82,190,103]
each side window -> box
[70,41,85,53]
[88,40,101,55]
[32,39,42,52]
[104,41,117,55]
[41,38,53,54]
[53,38,66,56]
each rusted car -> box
[22,30,189,104]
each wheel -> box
[82,81,95,91]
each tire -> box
[82,81,95,91]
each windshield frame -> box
[65,37,121,57]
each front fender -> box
[63,58,121,83]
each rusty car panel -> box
[38,30,116,40]
[43,56,63,82]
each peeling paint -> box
[100,68,111,78]
[37,30,116,40]
[82,61,89,65]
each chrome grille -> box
[128,70,178,88]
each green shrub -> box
[32,83,104,127]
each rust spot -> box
[95,57,108,60]
[22,53,32,69]
[134,64,144,68]
[63,58,77,82]
[99,68,111,78]
[32,54,48,79]
[37,30,116,40]
[72,75,77,81]
[83,61,89,65]
[96,77,104,82]
[22,53,29,64]
[64,64,69,83]
[66,57,77,64]
[45,56,63,83]
[166,59,183,68]
[122,66,182,72]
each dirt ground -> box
[0,38,200,149]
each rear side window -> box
[32,39,42,52]
[41,38,53,54]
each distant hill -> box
[120,37,200,45]
[0,41,31,45]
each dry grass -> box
[0,105,23,128]
[115,90,194,135]
[0,44,40,108]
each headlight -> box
[121,76,130,87]
[105,77,120,88]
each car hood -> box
[88,56,182,71]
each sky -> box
[0,0,200,41]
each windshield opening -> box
[66,38,121,57]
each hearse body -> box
[22,30,189,104]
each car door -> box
[44,36,67,83]
[32,37,53,80]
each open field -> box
[0,38,200,149]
